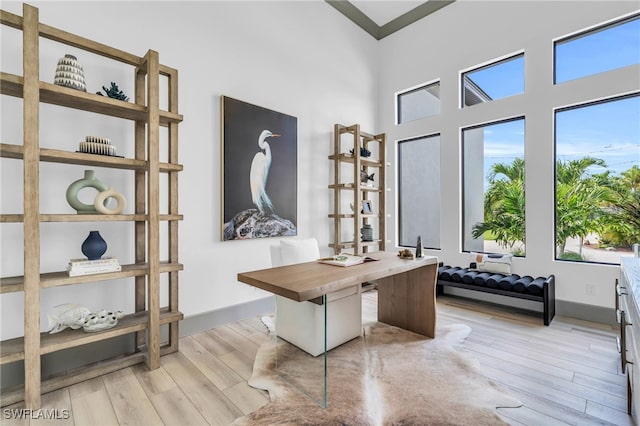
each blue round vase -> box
[81,231,107,260]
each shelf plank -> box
[336,124,380,140]
[329,240,383,250]
[0,276,24,294]
[328,183,382,192]
[0,73,183,126]
[1,144,183,172]
[0,214,23,223]
[328,213,379,219]
[0,213,183,223]
[328,153,382,167]
[0,262,184,294]
[39,214,183,222]
[328,213,355,219]
[0,308,182,365]
[1,144,178,171]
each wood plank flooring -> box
[2,292,633,425]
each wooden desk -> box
[237,251,438,337]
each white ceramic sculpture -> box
[47,303,91,334]
[82,309,125,332]
[46,303,125,333]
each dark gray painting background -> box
[222,96,297,224]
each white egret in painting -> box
[250,130,280,213]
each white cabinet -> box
[619,257,640,421]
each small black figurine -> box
[360,171,375,184]
[96,82,129,101]
[416,236,423,258]
[349,147,371,157]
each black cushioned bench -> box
[436,263,555,326]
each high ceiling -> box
[326,0,456,40]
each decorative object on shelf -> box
[66,170,108,214]
[47,303,91,334]
[67,257,121,277]
[349,147,371,157]
[398,248,415,259]
[222,96,298,240]
[81,230,108,260]
[361,224,373,241]
[78,135,119,157]
[66,169,127,215]
[94,188,126,214]
[360,171,375,185]
[361,200,373,214]
[416,236,423,258]
[82,309,125,332]
[53,54,87,92]
[96,82,129,101]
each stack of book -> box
[67,257,121,277]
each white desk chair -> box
[270,238,362,356]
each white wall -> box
[378,1,640,309]
[0,1,378,339]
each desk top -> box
[237,251,438,302]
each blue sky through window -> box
[555,17,640,83]
[466,55,524,101]
[556,95,640,177]
[483,120,525,190]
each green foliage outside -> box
[472,156,639,258]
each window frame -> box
[553,91,640,265]
[395,79,441,125]
[459,50,525,109]
[396,132,442,250]
[553,12,640,85]
[460,115,527,256]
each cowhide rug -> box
[232,320,521,425]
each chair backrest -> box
[270,238,320,267]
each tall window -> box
[461,54,524,107]
[555,94,640,264]
[397,81,441,124]
[555,15,640,84]
[462,118,526,255]
[397,134,441,249]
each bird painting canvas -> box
[222,96,297,240]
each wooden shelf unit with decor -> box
[0,4,183,408]
[329,124,386,255]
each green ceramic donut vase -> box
[66,170,109,214]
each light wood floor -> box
[3,292,633,425]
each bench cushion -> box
[512,276,533,293]
[498,274,521,291]
[438,266,549,296]
[526,277,547,296]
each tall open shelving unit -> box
[0,4,183,408]
[329,124,386,255]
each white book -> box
[68,261,120,271]
[67,264,121,277]
[68,262,121,271]
[68,257,119,267]
[319,253,365,267]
